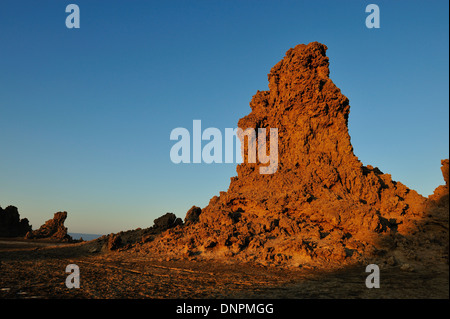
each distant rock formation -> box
[0,205,32,237]
[25,211,73,242]
[135,42,447,268]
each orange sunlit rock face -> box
[138,42,448,269]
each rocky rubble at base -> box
[125,42,448,269]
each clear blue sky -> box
[0,0,448,234]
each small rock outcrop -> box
[25,211,73,242]
[0,205,32,237]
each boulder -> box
[184,206,202,224]
[153,213,182,230]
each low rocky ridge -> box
[89,212,184,252]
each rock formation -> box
[25,211,73,242]
[0,205,32,237]
[130,42,447,269]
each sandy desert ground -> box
[0,238,447,299]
